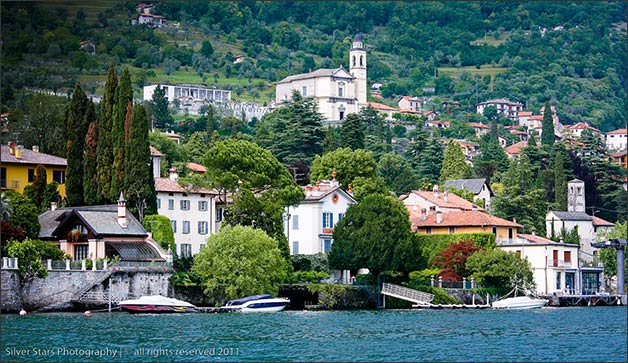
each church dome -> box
[351,34,365,50]
[353,33,363,42]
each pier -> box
[381,283,491,309]
[546,294,626,307]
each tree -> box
[439,139,471,184]
[596,221,627,288]
[322,126,340,154]
[30,164,47,209]
[340,113,364,150]
[430,239,483,282]
[64,83,90,206]
[466,248,534,292]
[552,144,570,210]
[181,132,208,164]
[7,238,65,284]
[541,101,555,146]
[124,104,156,222]
[309,148,378,188]
[97,63,118,204]
[416,138,444,186]
[329,195,415,276]
[110,68,133,202]
[83,113,99,205]
[200,40,214,58]
[192,225,290,305]
[142,215,175,252]
[150,85,173,130]
[377,152,419,195]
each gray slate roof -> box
[549,211,593,221]
[39,205,147,239]
[1,145,67,166]
[444,178,489,195]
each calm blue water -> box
[1,307,626,362]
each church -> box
[275,34,368,125]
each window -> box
[492,226,497,235]
[28,169,35,182]
[302,86,307,96]
[338,86,344,97]
[74,245,88,261]
[180,244,192,258]
[508,228,513,239]
[338,213,344,222]
[564,251,571,263]
[339,111,344,120]
[0,167,6,187]
[198,221,208,235]
[171,220,177,233]
[425,227,432,235]
[360,55,363,66]
[216,208,223,222]
[292,241,299,255]
[448,227,456,234]
[515,250,521,258]
[157,198,161,209]
[322,212,334,228]
[556,272,561,290]
[180,200,190,211]
[352,55,356,67]
[52,170,64,184]
[323,239,332,253]
[183,221,190,234]
[292,215,299,230]
[198,200,208,211]
[168,199,174,210]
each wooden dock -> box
[546,294,626,307]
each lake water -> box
[1,307,626,362]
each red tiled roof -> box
[607,128,627,135]
[187,162,206,172]
[518,111,533,117]
[149,146,162,156]
[612,150,627,158]
[529,115,543,120]
[399,109,421,114]
[505,141,528,154]
[565,122,600,132]
[1,145,66,166]
[404,190,481,211]
[468,122,489,129]
[591,216,615,227]
[410,210,522,229]
[368,102,398,111]
[517,233,555,244]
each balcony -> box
[0,179,19,189]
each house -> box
[150,146,162,179]
[562,122,601,140]
[135,3,154,14]
[497,135,508,148]
[138,13,166,28]
[284,175,356,255]
[498,233,603,295]
[409,209,521,244]
[444,178,494,210]
[611,150,627,169]
[605,129,627,151]
[546,180,615,262]
[422,110,438,121]
[79,40,95,55]
[1,144,67,198]
[504,140,529,159]
[454,140,480,161]
[143,84,232,115]
[509,130,529,142]
[367,102,398,120]
[401,185,483,215]
[233,55,246,64]
[276,34,367,125]
[398,96,423,113]
[371,82,383,90]
[517,111,533,127]
[523,115,544,130]
[186,162,206,175]
[425,120,450,129]
[468,122,490,138]
[161,130,182,144]
[155,169,220,257]
[38,195,168,262]
[476,99,524,121]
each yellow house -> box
[1,144,67,198]
[409,209,522,243]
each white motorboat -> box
[222,294,290,313]
[492,295,548,309]
[119,295,198,313]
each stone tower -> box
[350,34,367,106]
[567,179,585,213]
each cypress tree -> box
[417,138,443,186]
[340,113,364,150]
[96,63,117,203]
[110,68,133,202]
[541,101,555,146]
[125,104,156,222]
[31,164,48,209]
[64,83,90,206]
[553,145,569,211]
[439,139,471,184]
[83,102,99,205]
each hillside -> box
[1,1,626,130]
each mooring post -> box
[617,244,625,295]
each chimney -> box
[436,211,443,224]
[8,142,15,154]
[169,166,178,181]
[347,184,353,195]
[305,185,313,197]
[15,145,23,159]
[420,208,427,221]
[313,181,321,196]
[432,184,440,198]
[51,202,57,211]
[117,192,127,229]
[443,191,449,203]
[32,145,39,153]
[331,171,339,187]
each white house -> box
[498,233,604,295]
[155,169,220,257]
[546,179,615,262]
[605,128,627,151]
[443,178,494,211]
[476,98,524,121]
[562,122,601,140]
[398,96,423,112]
[144,84,231,105]
[275,34,367,125]
[285,177,356,255]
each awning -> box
[105,241,164,261]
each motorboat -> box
[492,295,548,309]
[118,295,198,313]
[222,294,290,313]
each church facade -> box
[275,34,367,125]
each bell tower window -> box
[360,55,363,66]
[352,55,356,67]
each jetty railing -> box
[381,283,434,305]
[1,257,172,272]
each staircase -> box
[73,270,114,303]
[381,283,434,306]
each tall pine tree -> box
[439,139,471,184]
[64,83,90,206]
[110,68,133,202]
[541,101,555,146]
[340,113,364,150]
[96,63,117,203]
[322,126,340,154]
[125,104,156,222]
[150,84,173,130]
[83,101,99,205]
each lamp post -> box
[591,239,627,295]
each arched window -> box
[352,55,356,67]
[360,55,363,66]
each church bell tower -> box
[350,34,367,107]
[567,179,586,213]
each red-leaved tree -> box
[430,239,483,281]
